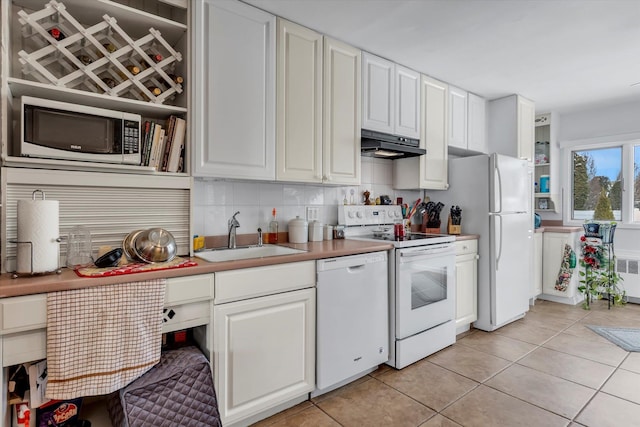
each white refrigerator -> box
[434,153,533,331]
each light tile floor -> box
[254,300,640,427]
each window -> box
[635,145,640,221]
[569,140,640,224]
[572,147,622,221]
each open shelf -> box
[9,77,187,117]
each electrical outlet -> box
[306,207,320,221]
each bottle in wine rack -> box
[102,77,117,88]
[168,74,184,84]
[117,65,141,80]
[140,86,162,101]
[97,43,117,57]
[48,27,66,41]
[148,52,163,63]
[77,55,93,65]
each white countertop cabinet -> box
[362,52,419,139]
[213,261,316,426]
[192,0,276,180]
[539,230,584,305]
[393,74,449,190]
[455,239,478,334]
[532,232,543,299]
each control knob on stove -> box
[356,211,363,219]
[348,210,356,218]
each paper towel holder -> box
[10,189,62,278]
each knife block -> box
[447,215,461,235]
[422,215,441,234]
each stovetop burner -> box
[365,232,452,242]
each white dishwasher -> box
[314,251,389,396]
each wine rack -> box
[16,0,183,105]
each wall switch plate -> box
[306,207,320,221]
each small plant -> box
[578,235,626,310]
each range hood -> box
[360,129,425,159]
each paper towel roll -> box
[17,198,59,273]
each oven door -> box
[396,243,456,339]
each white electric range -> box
[338,205,456,369]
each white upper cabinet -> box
[362,52,419,138]
[518,96,536,162]
[394,65,421,139]
[192,0,276,179]
[448,86,468,151]
[362,53,395,134]
[467,93,488,154]
[276,19,323,182]
[322,37,361,185]
[393,74,448,190]
[488,94,535,162]
[275,20,360,185]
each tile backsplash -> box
[192,157,422,236]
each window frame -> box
[562,135,640,228]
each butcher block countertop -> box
[0,240,393,298]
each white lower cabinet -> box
[532,232,543,299]
[213,262,316,426]
[540,231,583,305]
[455,239,478,333]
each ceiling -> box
[243,0,640,115]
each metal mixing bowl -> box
[122,229,144,262]
[133,228,177,263]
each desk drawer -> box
[0,294,47,333]
[166,274,214,306]
[455,239,478,256]
[163,300,211,333]
[3,329,46,366]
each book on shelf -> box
[149,125,165,171]
[141,120,154,166]
[167,117,186,173]
[160,115,177,172]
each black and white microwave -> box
[18,96,141,165]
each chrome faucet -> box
[228,211,240,249]
[257,227,263,247]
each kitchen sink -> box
[195,245,307,263]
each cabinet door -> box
[448,86,468,150]
[276,19,323,182]
[533,233,543,297]
[421,74,448,189]
[456,253,478,329]
[362,52,394,133]
[467,93,487,154]
[323,37,361,185]
[394,65,420,139]
[517,96,535,162]
[214,288,315,425]
[193,0,276,179]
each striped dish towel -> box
[45,279,166,400]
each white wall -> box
[558,99,640,142]
[192,157,422,237]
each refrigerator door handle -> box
[494,163,503,213]
[495,214,503,271]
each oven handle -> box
[400,246,454,258]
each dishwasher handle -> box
[347,264,366,273]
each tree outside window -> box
[572,147,622,221]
